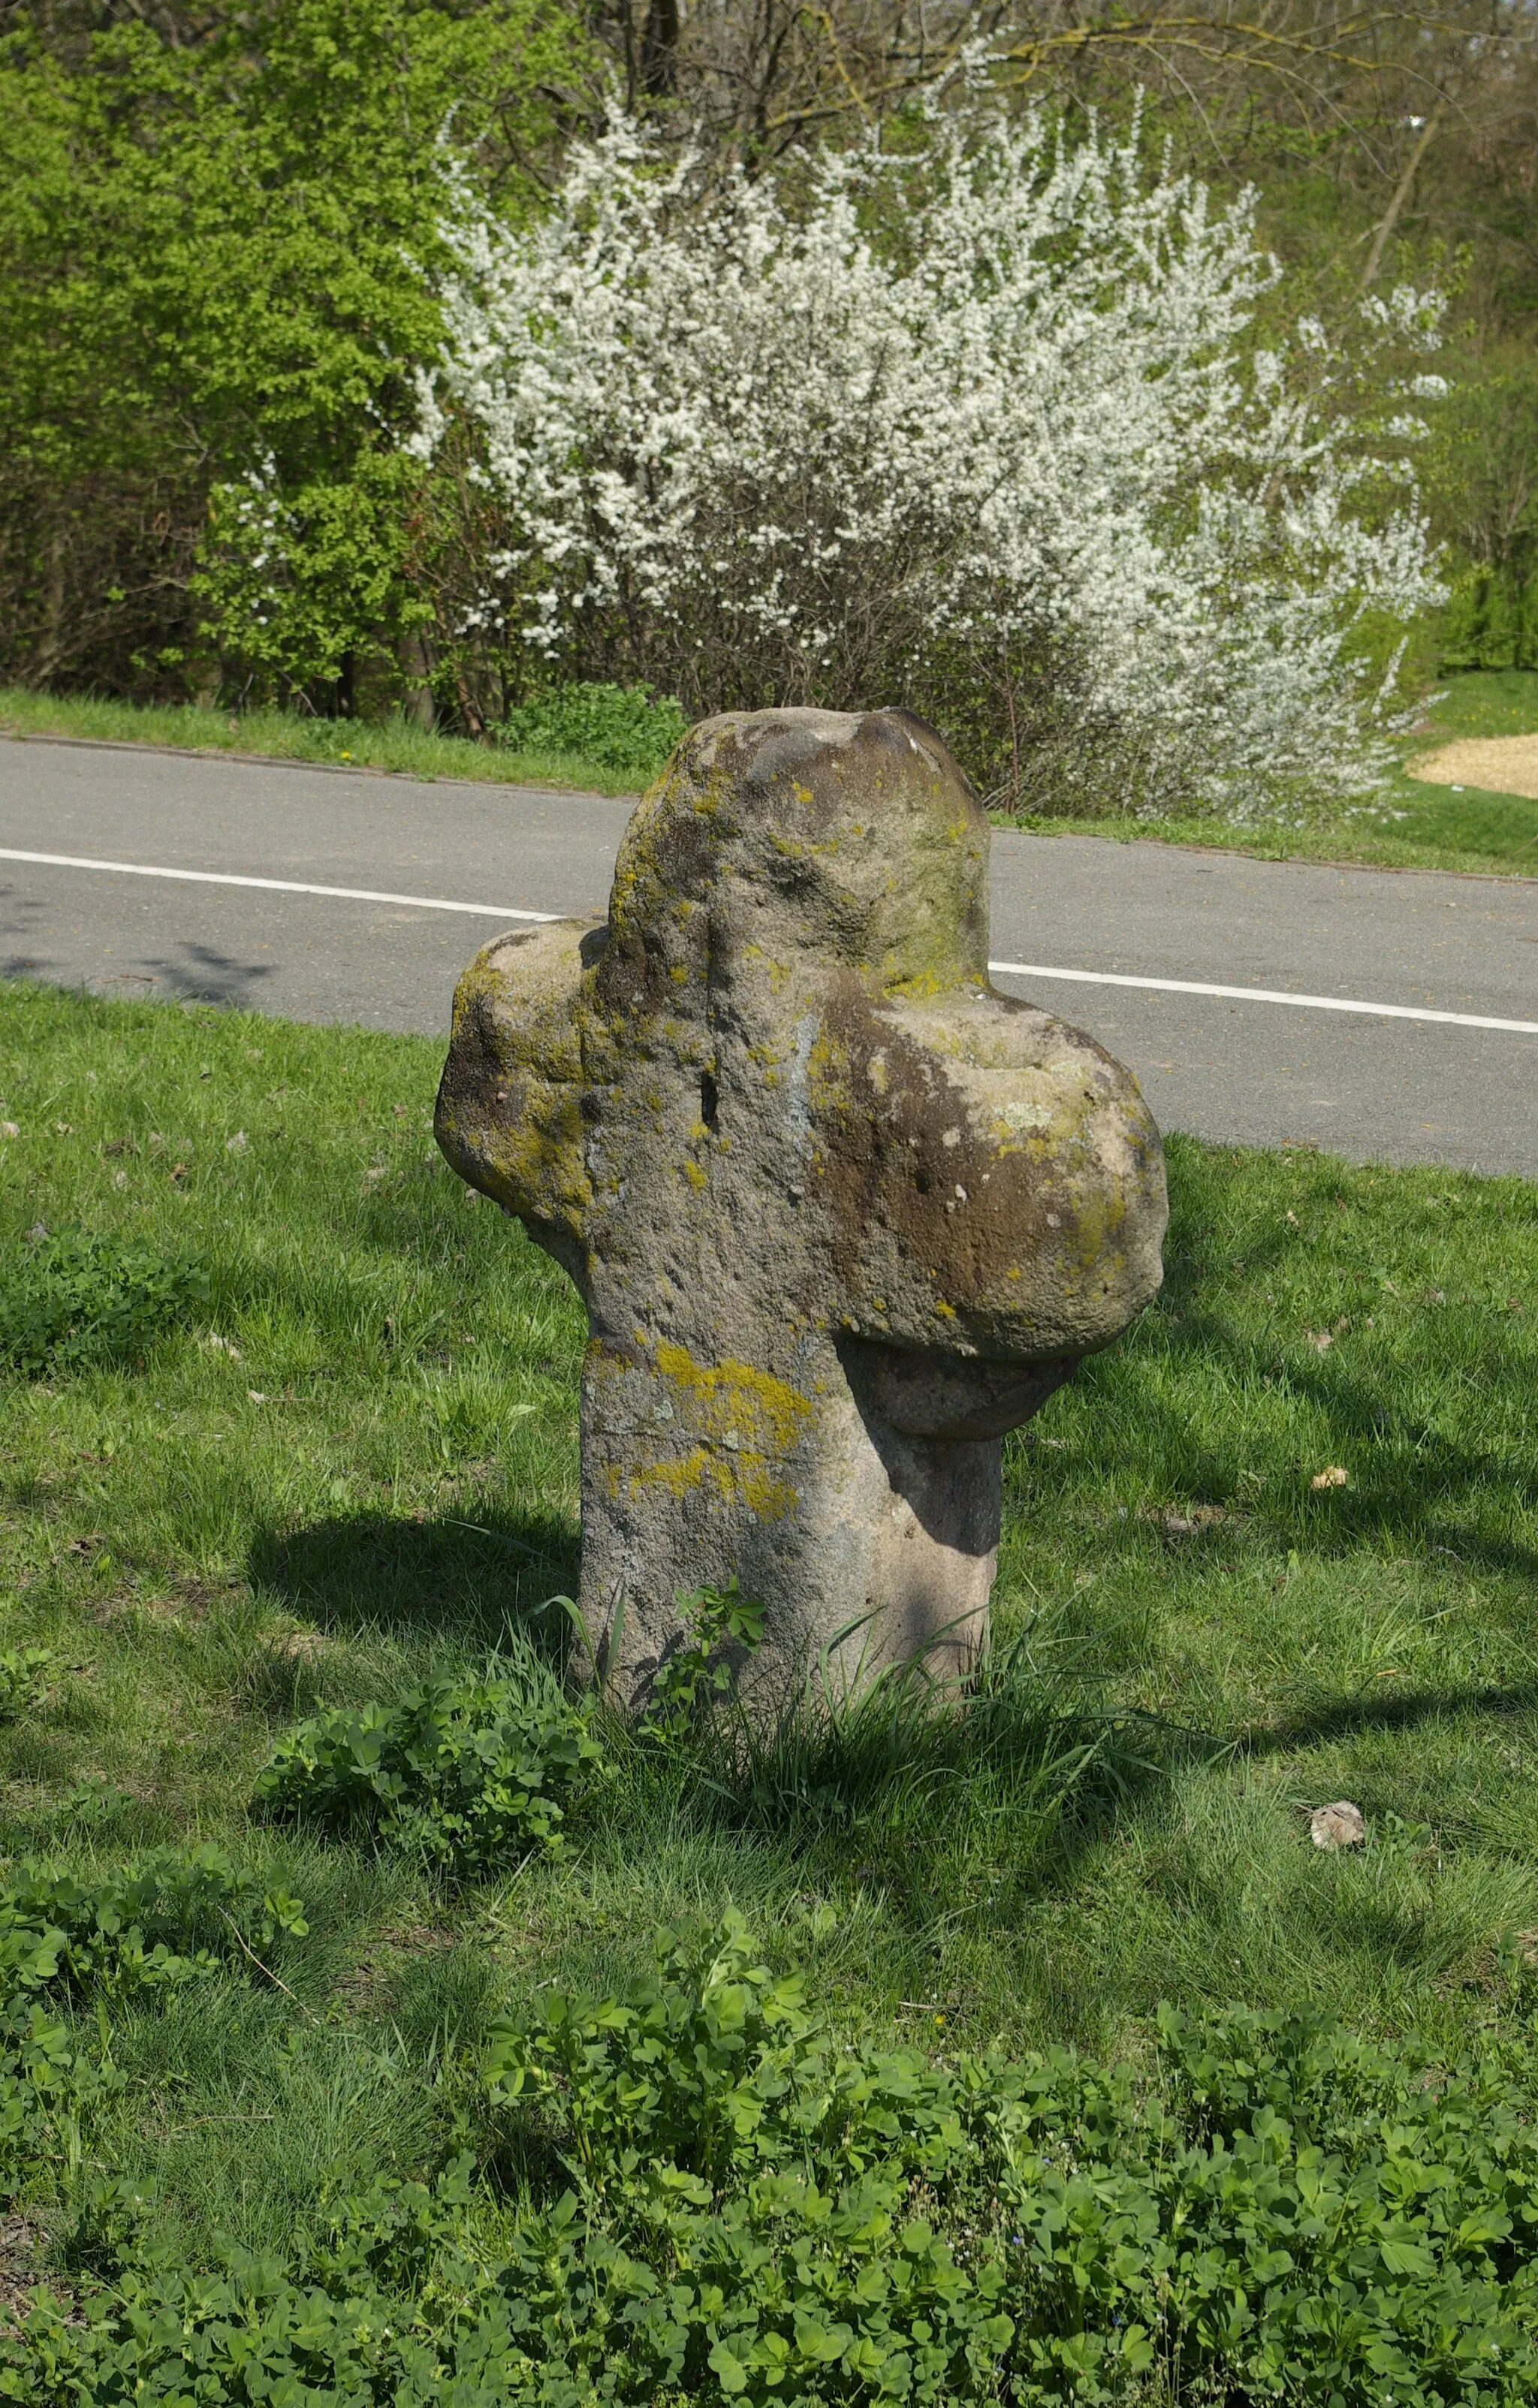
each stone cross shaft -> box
[436,708,1167,1707]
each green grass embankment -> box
[2,982,1536,2394]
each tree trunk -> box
[1359,101,1446,293]
[29,522,68,688]
[400,627,436,731]
[639,0,680,98]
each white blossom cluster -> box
[412,107,1446,816]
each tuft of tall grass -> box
[627,1618,1166,1890]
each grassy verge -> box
[1,981,1536,2390]
[1005,776,1538,877]
[0,685,647,798]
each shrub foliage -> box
[418,104,1443,818]
[252,1666,605,1875]
[0,0,590,715]
[495,680,688,777]
[8,1903,1538,2403]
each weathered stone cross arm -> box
[437,707,1167,1706]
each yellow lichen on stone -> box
[621,1446,799,1521]
[1059,1180,1132,1277]
[806,1026,852,1114]
[469,1094,590,1226]
[885,965,950,1000]
[653,1340,814,1455]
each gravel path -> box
[1407,732,1538,802]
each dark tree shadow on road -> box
[1,946,279,1009]
[132,945,281,1009]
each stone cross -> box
[436,708,1166,1709]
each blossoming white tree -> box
[412,106,1444,816]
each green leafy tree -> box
[0,0,593,708]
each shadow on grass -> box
[246,1507,1221,1926]
[247,1505,579,1651]
[1244,1681,1538,1755]
[1163,1305,1537,1577]
[1029,1212,1538,1581]
[640,1634,1223,1933]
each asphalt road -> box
[3,733,1536,1175]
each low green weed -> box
[0,1649,54,1718]
[13,1912,1538,2403]
[253,1664,605,1876]
[0,1848,308,2008]
[476,1916,1538,2405]
[644,1577,767,1741]
[484,1903,823,2187]
[0,1224,207,1377]
[0,1850,309,2234]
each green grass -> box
[1412,667,1538,741]
[1,978,1536,2285]
[0,685,647,797]
[1006,778,1538,877]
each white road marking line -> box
[0,846,559,924]
[986,961,1538,1037]
[2,846,1533,1036]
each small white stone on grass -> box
[1310,1800,1366,1850]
